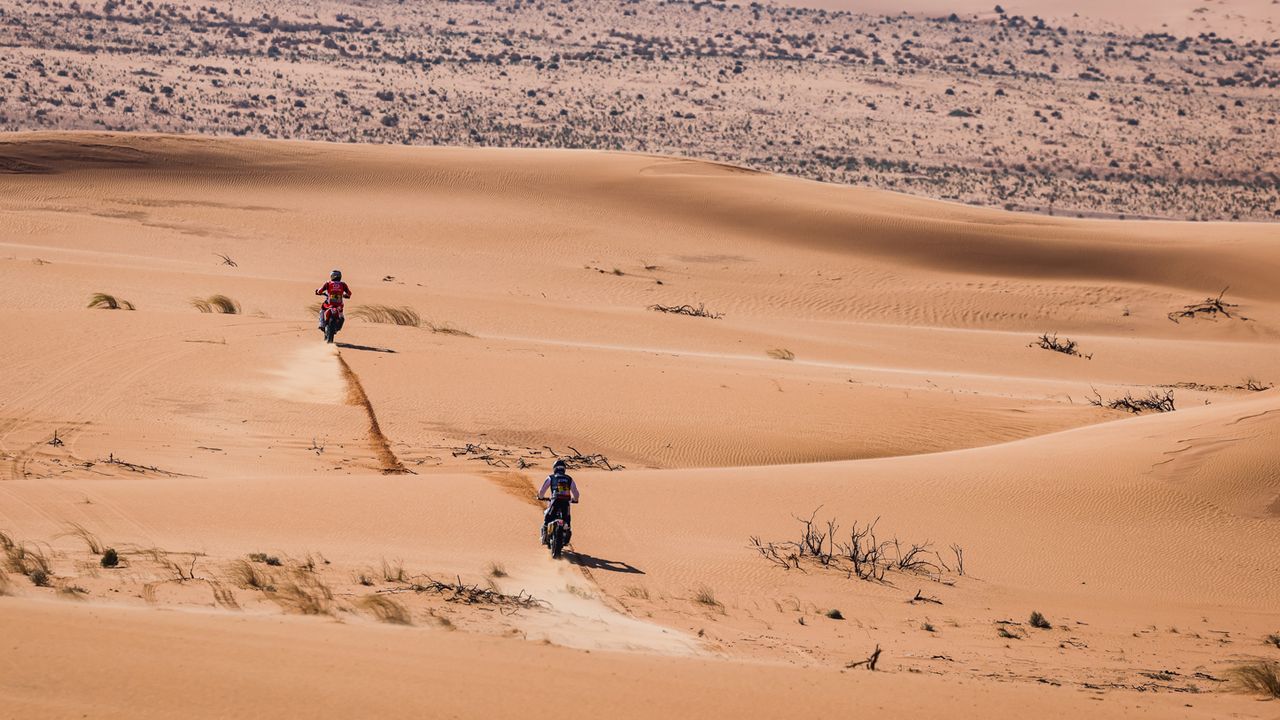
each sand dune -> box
[2,132,1279,718]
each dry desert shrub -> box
[487,562,508,578]
[351,304,420,326]
[1029,610,1052,629]
[87,293,135,310]
[100,548,120,568]
[1266,633,1280,649]
[768,348,795,361]
[190,295,241,314]
[1230,661,1280,698]
[0,567,12,595]
[1032,332,1091,359]
[358,594,413,625]
[623,585,650,600]
[1089,387,1176,414]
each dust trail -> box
[336,353,410,475]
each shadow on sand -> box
[565,551,644,574]
[336,342,396,354]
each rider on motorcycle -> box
[316,269,352,330]
[537,459,580,545]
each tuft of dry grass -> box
[270,572,333,615]
[826,608,844,620]
[1265,633,1280,649]
[624,585,650,600]
[1230,661,1280,698]
[58,522,103,554]
[4,539,52,585]
[426,319,474,337]
[487,562,508,579]
[358,594,413,625]
[227,559,273,591]
[767,348,795,361]
[87,293,136,311]
[190,295,241,314]
[1029,610,1052,629]
[381,558,407,583]
[0,567,12,596]
[692,585,722,609]
[351,304,421,326]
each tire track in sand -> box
[335,353,410,475]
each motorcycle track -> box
[335,353,410,475]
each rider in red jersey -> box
[316,269,352,330]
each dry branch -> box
[846,644,882,671]
[543,445,623,471]
[649,303,723,319]
[1168,287,1239,323]
[382,575,547,611]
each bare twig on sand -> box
[214,252,238,267]
[101,453,189,477]
[649,303,724,319]
[381,575,546,612]
[910,589,943,605]
[846,644,882,670]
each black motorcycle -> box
[541,498,578,559]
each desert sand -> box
[1,132,1279,718]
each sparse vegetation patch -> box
[87,293,135,311]
[351,304,421,327]
[190,295,241,314]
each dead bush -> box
[1029,610,1052,629]
[1031,332,1091,359]
[1088,387,1176,413]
